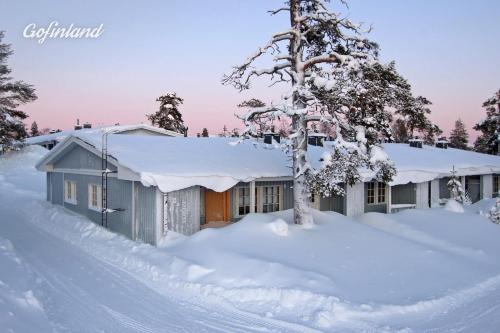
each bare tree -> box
[223,0,395,226]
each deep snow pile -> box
[2,147,500,332]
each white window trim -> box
[258,185,283,213]
[367,181,387,205]
[64,180,77,205]
[234,186,252,218]
[88,183,102,212]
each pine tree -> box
[201,128,209,137]
[147,92,186,134]
[30,121,39,137]
[449,119,469,149]
[223,0,396,226]
[447,166,468,204]
[392,118,409,143]
[396,96,434,138]
[422,123,443,145]
[0,31,37,148]
[474,89,499,155]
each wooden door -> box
[205,190,230,222]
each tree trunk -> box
[289,0,312,226]
[292,113,313,226]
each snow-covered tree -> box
[449,119,469,150]
[201,128,209,137]
[223,0,396,225]
[30,121,39,137]
[147,92,187,134]
[447,166,468,204]
[392,118,409,143]
[396,96,433,138]
[489,197,500,224]
[0,31,37,148]
[474,89,499,155]
[422,123,442,145]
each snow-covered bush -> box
[488,197,500,224]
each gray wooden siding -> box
[163,186,200,236]
[48,172,64,205]
[60,174,133,238]
[53,143,116,171]
[439,177,451,199]
[133,182,157,245]
[319,195,345,214]
[364,183,387,213]
[391,183,416,205]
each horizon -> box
[1,0,499,139]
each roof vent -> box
[435,137,448,149]
[308,132,326,147]
[83,122,92,129]
[263,132,280,144]
[408,137,423,148]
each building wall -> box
[481,174,493,199]
[53,144,117,171]
[319,192,345,214]
[345,182,364,217]
[391,183,416,205]
[46,172,134,239]
[133,182,157,245]
[163,186,201,236]
[117,128,168,136]
[415,182,429,209]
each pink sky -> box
[3,0,498,141]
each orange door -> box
[205,190,230,222]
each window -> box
[377,182,386,203]
[367,182,375,204]
[367,182,387,205]
[64,180,77,204]
[88,184,102,211]
[262,186,280,213]
[238,187,250,216]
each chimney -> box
[74,118,82,130]
[408,137,423,148]
[435,136,448,149]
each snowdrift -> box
[3,147,500,332]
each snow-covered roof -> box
[36,134,500,193]
[25,124,181,145]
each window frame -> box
[88,183,102,212]
[64,180,77,205]
[261,185,281,213]
[377,182,387,204]
[366,181,387,205]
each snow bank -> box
[5,147,500,332]
[444,199,465,213]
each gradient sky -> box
[1,0,499,139]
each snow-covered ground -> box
[1,146,500,332]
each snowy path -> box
[0,196,314,333]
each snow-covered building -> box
[25,124,181,150]
[35,133,500,245]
